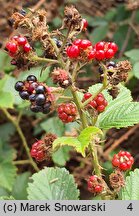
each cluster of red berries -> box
[30,140,46,162]
[66,39,118,61]
[94,41,118,60]
[112,151,134,171]
[5,35,31,57]
[87,175,103,194]
[66,39,92,60]
[15,75,51,114]
[58,103,77,123]
[82,92,108,113]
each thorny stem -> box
[70,84,102,178]
[90,141,101,177]
[70,85,88,129]
[1,108,39,172]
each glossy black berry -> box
[43,102,51,114]
[53,38,62,48]
[98,67,103,74]
[30,105,43,113]
[19,9,26,16]
[26,75,37,82]
[29,94,36,102]
[35,94,46,105]
[19,91,29,100]
[35,85,46,94]
[15,81,24,91]
[107,61,116,68]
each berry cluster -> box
[30,134,57,162]
[66,40,118,61]
[5,35,31,57]
[15,75,51,114]
[58,103,77,123]
[66,39,92,60]
[87,175,103,194]
[83,92,108,113]
[94,41,118,60]
[30,140,46,162]
[112,151,134,171]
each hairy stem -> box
[1,108,39,172]
[31,55,59,64]
[70,86,88,129]
[13,160,30,165]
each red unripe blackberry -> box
[66,45,80,58]
[112,151,134,171]
[83,92,108,113]
[105,49,115,59]
[88,50,96,60]
[79,39,92,49]
[95,50,105,60]
[97,105,105,112]
[108,42,118,53]
[6,41,18,54]
[17,36,27,46]
[30,140,46,162]
[82,18,88,30]
[23,43,31,52]
[73,39,82,46]
[95,41,105,50]
[87,175,103,194]
[58,103,77,123]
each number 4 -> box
[127,203,133,211]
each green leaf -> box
[52,146,71,166]
[40,117,65,136]
[0,161,17,191]
[0,91,14,108]
[0,140,16,162]
[0,196,15,200]
[88,83,113,103]
[0,123,16,142]
[27,167,79,200]
[125,49,139,62]
[0,187,9,197]
[133,62,139,79]
[89,25,108,43]
[121,169,139,200]
[98,102,139,129]
[52,126,102,157]
[12,172,31,200]
[0,140,17,191]
[97,84,132,129]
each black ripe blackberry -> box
[107,61,116,68]
[19,91,29,100]
[35,94,46,105]
[15,81,24,91]
[30,105,43,113]
[53,38,62,48]
[35,85,46,94]
[43,102,51,114]
[27,75,37,82]
[29,94,36,102]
